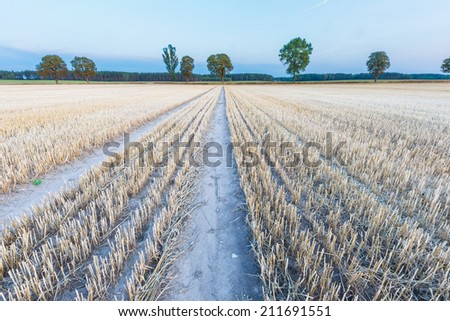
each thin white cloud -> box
[309,0,329,10]
[299,0,329,14]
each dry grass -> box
[225,84,450,300]
[0,87,219,300]
[1,83,448,301]
[0,84,213,193]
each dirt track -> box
[163,88,262,300]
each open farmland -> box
[0,83,449,301]
[0,84,213,194]
[226,83,450,300]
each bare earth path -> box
[0,90,212,225]
[163,88,262,300]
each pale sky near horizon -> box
[0,0,449,76]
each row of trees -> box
[32,41,450,83]
[279,36,450,82]
[36,56,97,83]
[35,47,235,83]
[6,70,449,82]
[273,73,450,81]
[161,44,234,82]
[278,37,391,82]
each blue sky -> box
[0,0,449,76]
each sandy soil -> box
[162,88,262,301]
[0,92,209,226]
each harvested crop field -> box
[0,83,449,301]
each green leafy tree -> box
[207,53,233,82]
[441,57,450,73]
[279,37,313,82]
[180,56,195,81]
[366,51,391,82]
[36,55,68,84]
[162,44,179,81]
[71,56,97,83]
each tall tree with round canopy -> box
[36,55,68,84]
[279,37,313,82]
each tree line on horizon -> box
[30,45,237,84]
[3,69,449,83]
[2,38,449,83]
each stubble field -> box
[0,83,448,301]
